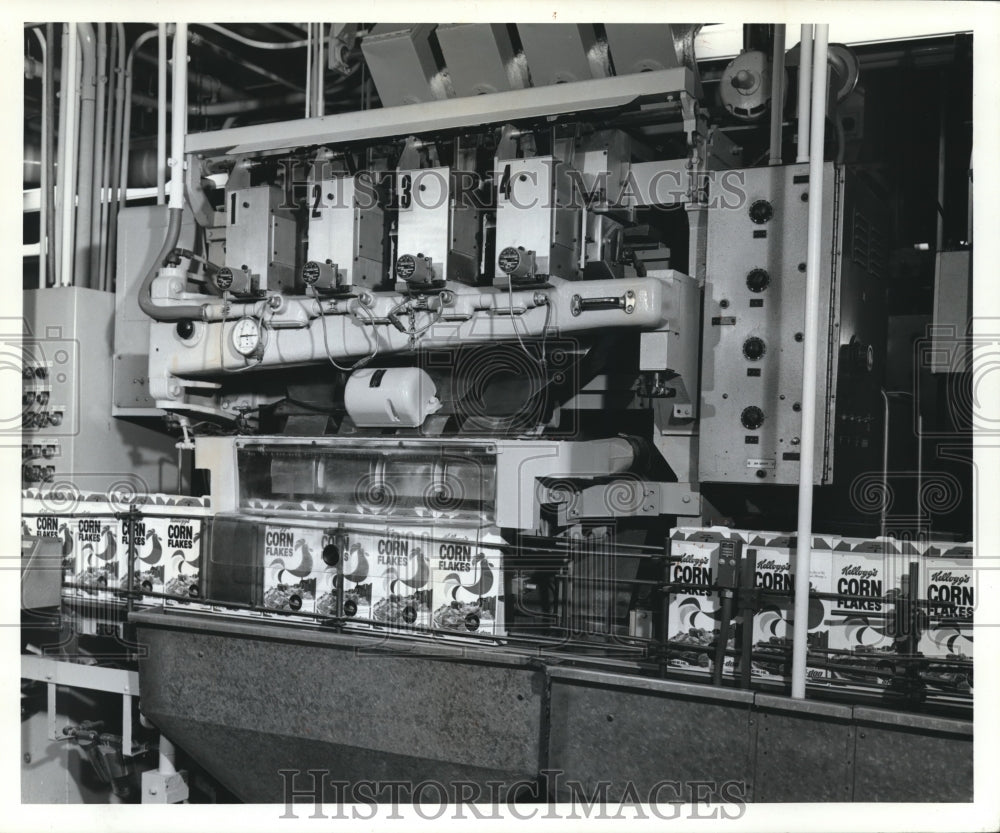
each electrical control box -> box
[224,185,298,293]
[22,287,180,495]
[394,166,479,288]
[699,163,887,485]
[493,155,582,284]
[305,174,384,292]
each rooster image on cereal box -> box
[119,516,166,600]
[163,519,202,604]
[369,527,433,629]
[72,517,120,598]
[262,525,325,615]
[431,530,504,636]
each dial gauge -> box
[231,316,262,357]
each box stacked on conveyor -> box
[260,523,325,619]
[72,515,122,600]
[431,528,504,637]
[826,537,918,686]
[666,527,748,677]
[119,515,167,602]
[162,518,205,607]
[744,534,835,683]
[917,541,973,693]
[24,513,75,596]
[368,525,435,630]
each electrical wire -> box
[507,274,550,367]
[309,286,379,372]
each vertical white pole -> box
[796,24,814,163]
[157,23,168,205]
[59,24,80,286]
[169,23,188,211]
[791,23,829,700]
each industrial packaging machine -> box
[21,21,975,805]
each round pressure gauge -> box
[231,316,262,357]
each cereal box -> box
[369,525,434,630]
[431,528,504,637]
[827,538,912,685]
[745,535,834,682]
[119,515,167,602]
[73,516,121,600]
[163,518,203,606]
[336,529,374,625]
[261,524,324,617]
[918,544,973,692]
[666,528,740,676]
[26,514,75,597]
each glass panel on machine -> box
[236,443,496,522]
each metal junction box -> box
[224,185,297,293]
[699,163,887,485]
[493,156,582,283]
[306,175,384,291]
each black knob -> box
[743,337,766,361]
[850,338,874,373]
[748,199,774,224]
[321,543,341,567]
[741,406,765,430]
[176,320,195,340]
[746,268,770,292]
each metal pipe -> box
[157,23,168,205]
[97,24,118,292]
[195,22,309,50]
[57,24,80,287]
[169,22,187,211]
[791,23,829,701]
[137,21,206,324]
[768,24,786,165]
[316,23,326,118]
[305,23,312,118]
[88,24,107,288]
[796,24,813,163]
[44,23,56,287]
[31,30,47,288]
[880,389,891,538]
[187,31,304,93]
[104,23,126,291]
[73,23,97,289]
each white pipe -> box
[73,23,96,288]
[305,23,312,118]
[791,24,829,700]
[88,24,107,287]
[316,23,325,117]
[58,24,79,287]
[157,23,168,205]
[54,26,67,278]
[796,24,813,163]
[169,23,188,210]
[33,29,47,288]
[103,24,126,291]
[768,25,786,165]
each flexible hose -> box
[136,208,207,322]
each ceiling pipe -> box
[791,23,830,701]
[30,30,47,287]
[73,23,97,289]
[97,24,119,292]
[43,23,56,287]
[88,24,107,288]
[57,24,79,287]
[104,23,126,292]
[187,30,304,93]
